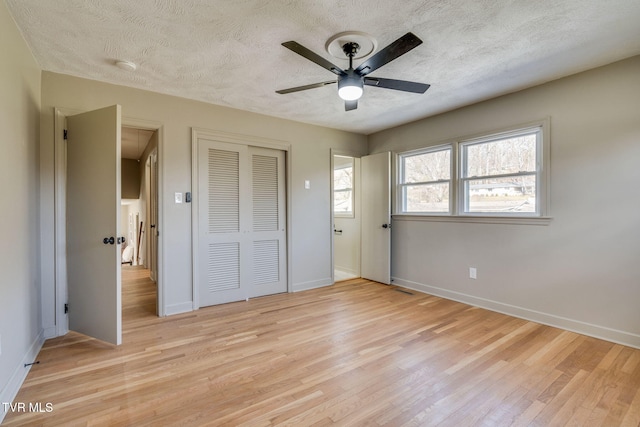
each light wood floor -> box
[4,268,640,426]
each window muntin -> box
[460,128,540,215]
[334,156,354,216]
[399,146,452,214]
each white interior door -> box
[66,105,122,345]
[198,140,250,306]
[249,147,287,298]
[149,150,158,283]
[361,151,391,284]
[197,140,287,307]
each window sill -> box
[392,214,552,226]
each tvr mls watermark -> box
[2,402,53,413]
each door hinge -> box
[63,129,68,140]
[64,303,69,314]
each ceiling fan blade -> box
[364,77,430,94]
[355,32,423,77]
[345,100,358,111]
[276,80,336,94]
[282,41,347,77]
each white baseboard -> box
[334,266,358,276]
[0,330,45,424]
[293,277,332,292]
[42,326,57,340]
[164,302,194,316]
[392,277,640,350]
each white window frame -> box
[459,125,544,217]
[397,144,453,215]
[395,119,550,223]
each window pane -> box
[403,183,450,213]
[465,176,536,213]
[465,134,536,177]
[334,166,352,191]
[334,189,353,214]
[403,149,450,183]
[334,155,354,215]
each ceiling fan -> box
[276,32,430,111]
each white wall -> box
[368,56,640,347]
[120,201,141,264]
[0,1,42,421]
[39,71,368,322]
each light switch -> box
[175,192,183,204]
[304,180,310,189]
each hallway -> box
[122,265,157,328]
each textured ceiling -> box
[6,0,640,135]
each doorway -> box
[331,151,392,285]
[120,126,159,316]
[332,152,361,282]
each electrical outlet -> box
[469,267,477,279]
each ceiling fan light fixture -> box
[338,75,363,101]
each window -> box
[398,145,452,213]
[334,155,354,216]
[460,127,541,215]
[397,121,548,218]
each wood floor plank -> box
[3,267,640,426]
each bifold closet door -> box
[198,140,286,307]
[248,147,287,298]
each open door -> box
[66,105,122,345]
[361,151,391,284]
[149,149,159,283]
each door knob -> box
[103,237,115,245]
[382,223,391,229]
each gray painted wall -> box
[368,56,640,347]
[0,1,42,419]
[121,158,141,199]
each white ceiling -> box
[6,0,640,135]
